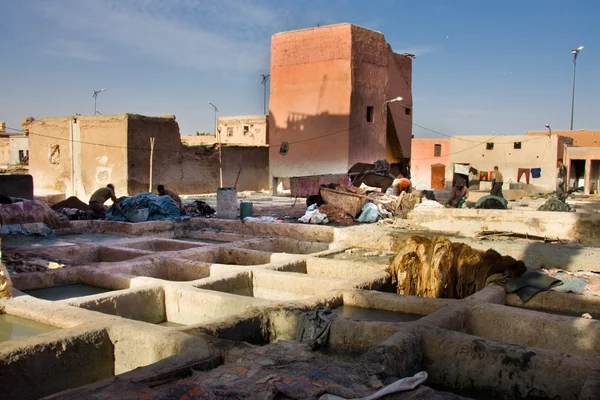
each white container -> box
[217,188,238,219]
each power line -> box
[5,126,25,133]
[24,131,220,162]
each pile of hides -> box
[356,202,383,223]
[183,200,215,216]
[318,203,354,225]
[296,306,337,350]
[506,268,600,302]
[390,236,526,299]
[298,204,329,224]
[91,340,431,400]
[54,208,97,221]
[414,199,445,210]
[0,200,65,229]
[537,196,574,212]
[50,196,91,211]
[544,268,600,296]
[0,263,12,299]
[336,184,367,195]
[106,192,184,222]
[368,191,420,219]
[505,271,563,302]
[1,251,65,274]
[475,195,508,210]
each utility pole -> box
[261,74,270,115]
[208,101,222,188]
[570,45,584,130]
[93,89,106,115]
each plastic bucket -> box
[216,188,238,219]
[126,208,149,223]
[240,201,253,220]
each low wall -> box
[407,208,600,247]
[146,145,269,195]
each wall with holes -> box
[24,115,128,199]
[410,139,450,190]
[24,114,269,198]
[268,23,412,180]
[447,135,562,191]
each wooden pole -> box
[149,137,155,193]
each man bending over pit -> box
[89,184,121,216]
[157,185,182,209]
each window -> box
[366,106,374,123]
[227,127,233,137]
[243,125,249,135]
[434,144,442,157]
[486,142,494,150]
[19,150,29,164]
[405,107,411,115]
[513,142,522,149]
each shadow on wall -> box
[269,111,352,179]
[520,211,600,272]
[128,142,269,196]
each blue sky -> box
[1,0,598,137]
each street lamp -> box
[208,101,223,188]
[261,74,270,115]
[570,45,584,130]
[381,96,404,124]
[93,89,106,115]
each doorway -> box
[569,159,586,191]
[431,164,445,190]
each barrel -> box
[240,201,253,220]
[216,188,238,219]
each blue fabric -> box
[106,192,187,222]
[531,168,541,178]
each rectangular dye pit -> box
[25,284,114,301]
[0,314,59,342]
[115,239,204,252]
[1,235,75,249]
[58,233,130,244]
[275,258,389,279]
[71,285,269,327]
[320,248,397,265]
[0,323,208,400]
[178,231,253,243]
[182,247,273,266]
[194,304,404,354]
[332,305,422,322]
[1,233,132,250]
[339,291,449,322]
[237,238,330,255]
[174,237,229,245]
[117,258,212,282]
[505,290,600,317]
[26,245,150,265]
[195,270,350,301]
[467,303,600,357]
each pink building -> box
[268,23,413,192]
[410,138,450,190]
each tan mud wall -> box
[0,137,10,164]
[25,115,128,198]
[269,24,353,178]
[26,114,268,198]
